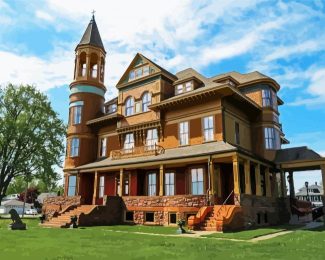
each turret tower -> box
[64,14,106,171]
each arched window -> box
[125,97,134,116]
[79,52,87,77]
[142,92,151,112]
[100,57,105,82]
[90,53,98,78]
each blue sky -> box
[0,0,324,190]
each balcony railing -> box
[111,144,165,160]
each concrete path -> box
[250,230,293,242]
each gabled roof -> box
[77,15,105,52]
[116,53,176,88]
[275,146,322,163]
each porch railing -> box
[111,144,165,160]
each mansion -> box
[42,15,325,230]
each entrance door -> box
[79,174,94,205]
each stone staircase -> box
[41,205,96,228]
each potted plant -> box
[176,219,186,234]
[70,215,78,228]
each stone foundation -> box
[122,195,206,225]
[42,196,82,220]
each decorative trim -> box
[70,85,105,97]
[69,101,84,108]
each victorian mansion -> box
[42,15,325,230]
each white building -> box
[0,199,33,214]
[296,182,323,207]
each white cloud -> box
[35,10,54,22]
[0,49,73,91]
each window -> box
[148,173,156,196]
[145,212,154,222]
[100,137,107,157]
[91,64,98,78]
[129,65,150,81]
[142,92,151,112]
[165,172,175,196]
[125,211,134,222]
[264,127,278,150]
[81,63,87,77]
[124,178,129,196]
[67,175,77,196]
[235,122,240,145]
[191,168,204,195]
[262,88,277,109]
[176,84,183,94]
[203,116,214,142]
[72,106,82,125]
[70,138,79,157]
[169,213,177,224]
[125,97,134,116]
[146,128,158,149]
[124,133,134,151]
[185,82,192,91]
[99,176,105,198]
[107,103,117,114]
[179,121,189,146]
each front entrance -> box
[79,173,94,205]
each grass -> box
[0,218,325,260]
[203,225,302,240]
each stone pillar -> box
[92,171,98,205]
[244,160,252,195]
[255,164,262,196]
[288,171,295,199]
[159,164,164,196]
[280,170,287,198]
[119,169,124,197]
[216,164,222,198]
[86,53,91,79]
[265,168,271,197]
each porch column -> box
[209,160,216,195]
[92,171,98,204]
[272,172,279,198]
[76,172,80,196]
[232,156,240,194]
[265,168,272,197]
[280,171,287,197]
[64,174,69,196]
[255,164,262,196]
[321,165,325,224]
[119,169,124,197]
[244,160,252,195]
[288,171,295,199]
[216,164,222,198]
[159,164,164,196]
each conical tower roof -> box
[77,15,105,52]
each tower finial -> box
[91,10,96,20]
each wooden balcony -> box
[111,144,165,160]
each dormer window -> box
[129,65,150,81]
[175,81,193,95]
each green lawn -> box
[0,218,325,260]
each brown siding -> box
[107,135,120,156]
[163,123,178,148]
[190,118,201,145]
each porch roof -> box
[74,141,237,172]
[275,146,325,171]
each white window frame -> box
[124,133,134,151]
[165,172,175,196]
[142,92,151,112]
[146,128,158,149]
[148,172,157,196]
[73,106,82,125]
[179,121,189,146]
[70,138,79,157]
[203,116,214,142]
[100,137,107,157]
[67,175,77,196]
[191,168,204,195]
[264,127,276,149]
[125,97,134,116]
[99,176,105,198]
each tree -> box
[0,84,66,205]
[18,187,40,204]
